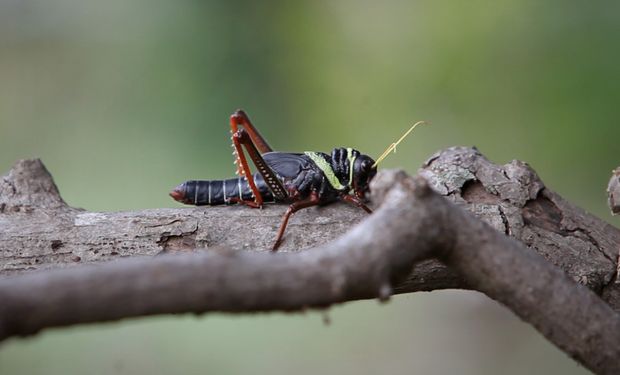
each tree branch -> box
[3,148,618,308]
[1,148,620,374]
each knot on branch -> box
[418,147,547,236]
[420,146,544,206]
[0,159,67,212]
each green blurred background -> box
[1,1,618,374]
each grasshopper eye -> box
[362,160,372,171]
[353,155,376,189]
[361,159,376,178]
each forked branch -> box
[1,148,620,374]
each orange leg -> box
[272,192,321,251]
[227,197,262,208]
[233,129,288,202]
[230,109,273,152]
[341,194,373,213]
[231,130,264,207]
[230,110,273,177]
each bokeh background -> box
[1,1,619,374]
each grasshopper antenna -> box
[372,120,428,168]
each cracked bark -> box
[418,148,620,302]
[1,147,620,374]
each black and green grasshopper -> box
[170,110,423,250]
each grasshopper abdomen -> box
[170,175,275,206]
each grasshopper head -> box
[351,154,377,200]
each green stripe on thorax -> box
[346,148,357,187]
[305,151,351,191]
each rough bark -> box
[1,147,620,374]
[419,148,620,308]
[1,148,619,309]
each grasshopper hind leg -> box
[230,109,273,158]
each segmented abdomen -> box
[180,174,275,206]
